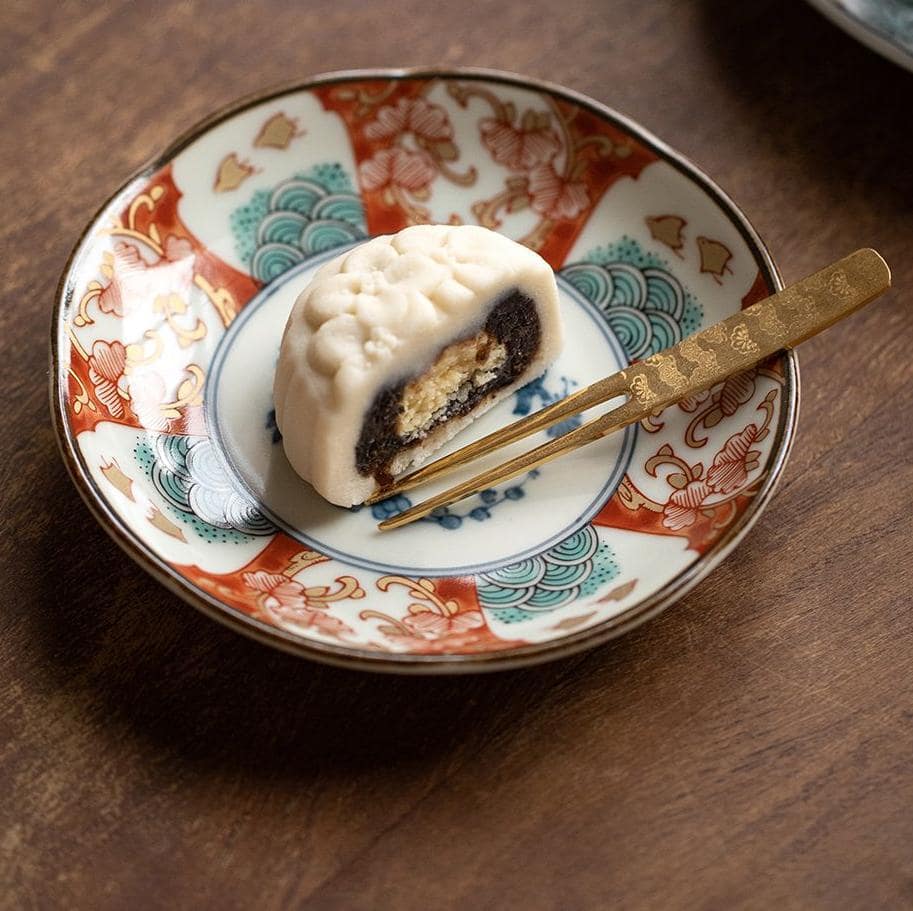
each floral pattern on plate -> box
[53,70,795,671]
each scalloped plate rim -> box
[49,66,799,674]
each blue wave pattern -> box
[135,434,275,542]
[561,236,702,360]
[230,164,367,284]
[476,526,619,622]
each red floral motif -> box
[95,234,195,319]
[243,571,354,639]
[364,97,453,142]
[245,570,309,610]
[706,424,762,495]
[86,339,174,428]
[401,609,485,640]
[87,340,128,417]
[662,479,712,530]
[660,423,764,529]
[362,576,502,654]
[162,234,193,262]
[384,609,491,654]
[528,161,589,220]
[480,118,560,171]
[359,147,437,193]
[97,244,143,317]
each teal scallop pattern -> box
[560,236,702,360]
[230,164,367,283]
[135,435,274,543]
[476,526,619,622]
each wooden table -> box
[3,1,912,907]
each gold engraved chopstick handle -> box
[619,248,891,414]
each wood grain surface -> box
[2,1,912,908]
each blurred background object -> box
[806,0,913,71]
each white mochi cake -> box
[273,224,564,507]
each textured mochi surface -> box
[273,224,564,506]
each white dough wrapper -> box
[274,224,564,506]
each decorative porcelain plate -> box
[805,0,913,72]
[51,68,797,673]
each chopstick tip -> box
[365,488,392,506]
[377,513,411,531]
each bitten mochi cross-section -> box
[273,224,564,507]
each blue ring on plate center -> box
[206,246,637,577]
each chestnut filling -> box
[355,290,541,482]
